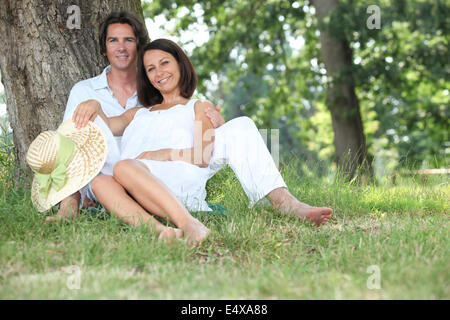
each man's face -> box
[104,23,138,72]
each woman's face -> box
[143,49,181,94]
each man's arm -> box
[72,99,138,136]
[205,105,225,128]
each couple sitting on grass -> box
[26,12,332,246]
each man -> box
[47,12,148,222]
[48,11,223,222]
[50,11,332,226]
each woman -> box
[72,39,219,245]
[73,39,332,245]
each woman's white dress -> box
[120,99,212,212]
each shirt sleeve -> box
[63,84,84,121]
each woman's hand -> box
[205,105,225,128]
[136,149,171,161]
[72,99,101,129]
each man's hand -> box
[72,99,101,129]
[136,149,171,161]
[205,105,225,128]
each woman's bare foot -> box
[268,187,333,226]
[287,203,333,226]
[158,227,183,245]
[181,218,210,247]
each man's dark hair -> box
[99,11,148,54]
[137,39,197,107]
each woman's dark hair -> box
[99,11,148,55]
[137,39,197,107]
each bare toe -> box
[183,219,210,247]
[45,216,58,223]
[45,205,79,223]
[306,207,333,226]
[45,215,67,224]
[158,227,183,245]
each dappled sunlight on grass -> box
[361,185,448,214]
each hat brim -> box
[31,120,107,212]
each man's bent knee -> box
[91,175,111,195]
[113,159,136,178]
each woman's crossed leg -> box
[92,159,210,246]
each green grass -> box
[0,162,448,299]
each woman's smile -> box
[144,49,181,93]
[158,76,171,85]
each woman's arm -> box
[72,100,139,136]
[136,100,215,168]
[177,100,215,167]
[194,100,215,166]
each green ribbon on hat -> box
[34,133,75,199]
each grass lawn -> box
[0,164,448,299]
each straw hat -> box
[26,119,107,212]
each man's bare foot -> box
[181,218,210,247]
[45,196,80,223]
[45,205,79,223]
[158,227,183,245]
[268,187,333,226]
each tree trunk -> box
[0,0,144,170]
[312,0,373,181]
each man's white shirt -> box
[63,65,140,120]
[63,65,141,178]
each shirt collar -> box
[91,65,138,101]
[92,65,111,90]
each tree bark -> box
[312,0,373,181]
[0,0,145,170]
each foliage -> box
[142,0,449,172]
[333,0,449,169]
[0,113,14,188]
[1,69,15,186]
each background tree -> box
[312,0,372,180]
[143,0,448,176]
[1,0,447,175]
[144,0,374,180]
[0,0,145,170]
